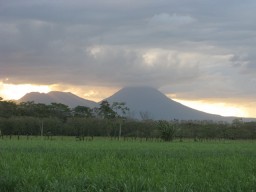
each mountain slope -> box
[18,91,98,108]
[105,86,226,121]
[17,87,244,121]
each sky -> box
[0,0,256,118]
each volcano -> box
[105,86,226,121]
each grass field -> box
[0,137,255,191]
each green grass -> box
[0,137,255,191]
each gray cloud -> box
[1,0,256,103]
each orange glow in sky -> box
[0,83,51,100]
[172,99,248,118]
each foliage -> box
[112,102,129,118]
[0,99,256,139]
[0,100,17,118]
[98,100,116,119]
[73,106,92,118]
[158,120,177,141]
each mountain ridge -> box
[17,87,252,122]
[18,91,98,108]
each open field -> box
[0,137,255,191]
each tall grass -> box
[0,138,255,191]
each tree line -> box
[0,97,256,141]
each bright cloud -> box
[173,99,248,117]
[0,82,50,100]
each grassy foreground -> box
[0,137,255,192]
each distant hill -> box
[105,86,233,121]
[18,91,98,108]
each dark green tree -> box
[73,106,92,118]
[49,103,71,121]
[111,102,129,140]
[0,99,17,118]
[98,100,116,119]
[17,101,36,116]
[158,120,177,142]
[112,102,129,117]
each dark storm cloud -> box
[1,0,256,100]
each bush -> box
[158,120,177,141]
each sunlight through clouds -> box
[0,82,51,100]
[49,84,119,102]
[172,99,248,117]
